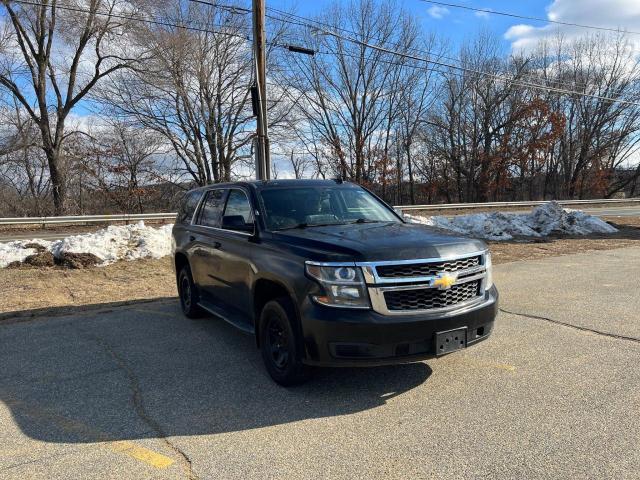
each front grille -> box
[383,281,481,311]
[376,256,481,279]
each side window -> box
[222,190,253,231]
[177,190,202,224]
[197,189,227,227]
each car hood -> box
[271,222,486,262]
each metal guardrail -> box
[0,198,638,226]
[0,212,177,226]
[396,198,640,211]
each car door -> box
[214,188,257,324]
[174,189,205,260]
[190,188,228,305]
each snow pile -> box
[0,242,42,267]
[405,201,618,241]
[50,221,174,264]
[0,203,619,268]
[0,222,174,268]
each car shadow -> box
[0,298,432,444]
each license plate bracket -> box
[435,327,467,355]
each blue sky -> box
[268,0,551,51]
[266,0,640,53]
[8,1,640,129]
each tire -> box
[178,265,203,318]
[259,297,310,386]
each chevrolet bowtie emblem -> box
[432,272,457,290]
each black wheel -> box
[259,297,310,386]
[178,265,203,318]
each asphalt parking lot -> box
[1,247,639,479]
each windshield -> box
[259,185,401,231]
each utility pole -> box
[252,0,270,180]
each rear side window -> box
[224,190,252,224]
[197,189,227,227]
[177,190,202,224]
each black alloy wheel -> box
[268,315,290,369]
[260,297,310,386]
[178,265,203,318]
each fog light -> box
[330,285,361,299]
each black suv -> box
[172,180,498,385]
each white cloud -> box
[65,112,107,134]
[475,9,491,19]
[427,5,450,20]
[505,0,640,51]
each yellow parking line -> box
[5,398,175,470]
[109,441,175,469]
[493,363,517,372]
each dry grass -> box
[0,257,176,318]
[1,216,638,319]
[489,216,640,264]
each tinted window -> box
[197,189,226,227]
[177,190,202,224]
[223,190,253,227]
[260,186,400,230]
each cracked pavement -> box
[0,247,639,479]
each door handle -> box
[189,235,196,242]
[213,241,222,249]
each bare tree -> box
[0,97,50,215]
[78,121,165,213]
[534,33,640,198]
[2,1,638,213]
[426,32,542,202]
[394,32,442,204]
[0,0,148,214]
[286,0,422,184]
[286,151,313,179]
[101,1,291,185]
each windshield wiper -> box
[276,222,308,231]
[275,219,388,231]
[276,222,347,231]
[351,218,382,224]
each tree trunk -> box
[45,148,66,215]
[395,133,402,205]
[406,145,415,204]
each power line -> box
[264,5,634,98]
[314,28,640,107]
[187,0,634,98]
[8,0,252,41]
[8,0,638,106]
[5,0,313,67]
[300,48,628,103]
[312,46,632,98]
[187,0,250,14]
[282,48,572,122]
[265,6,454,63]
[420,1,640,36]
[258,1,483,72]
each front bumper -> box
[299,286,498,367]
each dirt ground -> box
[489,216,640,263]
[0,257,176,319]
[1,216,638,318]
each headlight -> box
[305,263,370,308]
[485,252,493,289]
